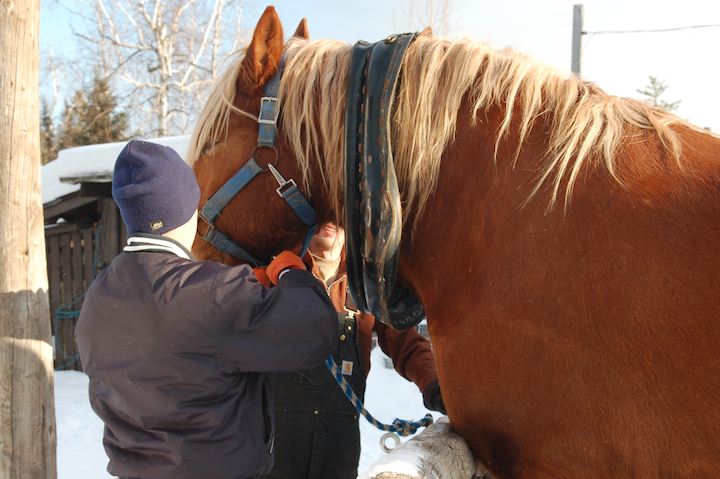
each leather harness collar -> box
[197,57,318,268]
[345,33,425,331]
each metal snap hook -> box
[267,163,298,198]
[379,432,400,453]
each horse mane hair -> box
[187,46,257,169]
[189,33,696,219]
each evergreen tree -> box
[84,75,129,144]
[57,91,87,151]
[637,76,681,113]
[40,98,57,164]
[57,74,129,151]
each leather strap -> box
[345,40,374,315]
[200,158,263,224]
[344,33,425,331]
[361,34,411,319]
[258,62,282,148]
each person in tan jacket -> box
[258,222,445,479]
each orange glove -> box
[253,267,271,287]
[266,251,307,284]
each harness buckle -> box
[267,163,295,197]
[275,179,297,197]
[258,96,279,125]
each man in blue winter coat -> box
[75,140,339,479]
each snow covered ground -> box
[56,346,438,478]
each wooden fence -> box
[46,198,126,370]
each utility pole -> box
[571,4,584,75]
[0,0,57,477]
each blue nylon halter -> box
[198,57,317,268]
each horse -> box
[189,6,720,478]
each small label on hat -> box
[150,220,164,231]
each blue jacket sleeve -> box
[211,265,338,372]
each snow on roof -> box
[41,136,190,205]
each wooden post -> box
[0,0,57,475]
[571,4,584,76]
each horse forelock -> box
[190,32,699,220]
[280,37,352,221]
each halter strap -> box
[200,158,263,225]
[198,55,317,268]
[258,63,282,147]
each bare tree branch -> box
[393,0,456,37]
[67,0,248,137]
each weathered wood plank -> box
[46,235,61,364]
[58,234,74,369]
[43,193,97,222]
[70,231,83,301]
[0,0,57,474]
[100,198,120,267]
[81,228,96,289]
[69,231,83,368]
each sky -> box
[56,346,435,478]
[40,0,720,132]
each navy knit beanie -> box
[112,140,201,235]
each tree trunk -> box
[0,0,58,477]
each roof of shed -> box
[41,136,190,205]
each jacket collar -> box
[123,233,196,261]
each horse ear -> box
[240,6,284,91]
[418,26,433,37]
[293,18,309,39]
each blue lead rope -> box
[325,355,433,437]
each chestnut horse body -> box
[190,7,720,478]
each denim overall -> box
[259,306,366,479]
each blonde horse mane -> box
[189,32,693,219]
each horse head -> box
[190,7,333,266]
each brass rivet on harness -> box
[197,55,318,268]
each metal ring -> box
[379,432,400,453]
[250,146,279,170]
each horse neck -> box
[396,99,551,313]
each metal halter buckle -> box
[267,163,297,197]
[258,96,279,125]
